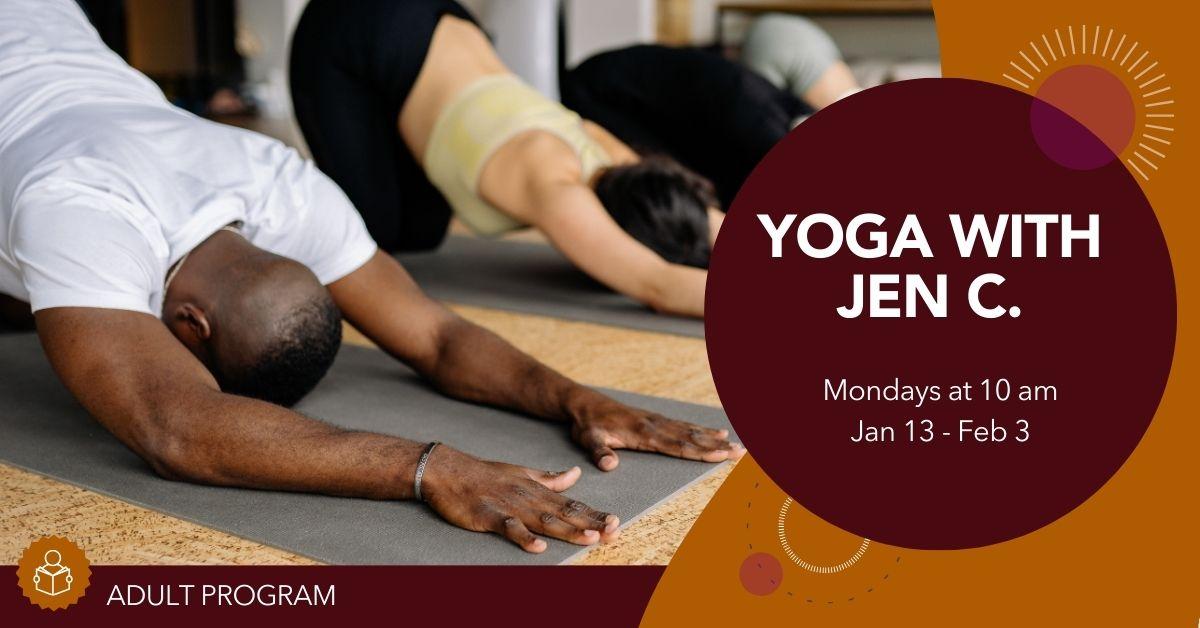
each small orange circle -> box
[16,536,91,611]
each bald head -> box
[163,230,341,406]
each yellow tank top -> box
[423,74,613,236]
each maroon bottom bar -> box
[6,565,665,627]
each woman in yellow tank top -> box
[291,0,719,318]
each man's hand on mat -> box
[420,445,620,553]
[571,406,746,471]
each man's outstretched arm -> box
[36,307,617,552]
[329,251,744,471]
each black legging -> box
[560,45,807,209]
[289,0,477,252]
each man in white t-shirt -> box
[0,0,742,552]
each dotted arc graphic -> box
[777,498,870,574]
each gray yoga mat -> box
[0,333,731,564]
[396,236,705,337]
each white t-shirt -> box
[0,0,378,317]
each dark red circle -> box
[1031,64,1134,169]
[706,79,1175,550]
[739,552,783,596]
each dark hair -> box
[593,155,717,268]
[215,292,343,407]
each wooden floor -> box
[0,304,730,565]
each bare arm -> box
[479,129,705,317]
[35,306,617,552]
[329,251,608,419]
[329,251,742,469]
[708,207,725,249]
[525,180,708,317]
[37,307,423,496]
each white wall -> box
[477,0,562,98]
[472,0,657,88]
[563,0,655,67]
[233,0,937,119]
[458,0,488,15]
[480,0,659,71]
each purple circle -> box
[1030,98,1118,170]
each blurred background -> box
[77,0,940,151]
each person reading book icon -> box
[33,550,73,596]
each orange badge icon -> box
[17,536,91,610]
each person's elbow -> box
[636,263,705,317]
[640,279,676,315]
[131,405,223,485]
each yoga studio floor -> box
[0,303,731,565]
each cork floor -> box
[0,304,732,565]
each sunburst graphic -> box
[1001,26,1174,181]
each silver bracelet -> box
[413,441,440,502]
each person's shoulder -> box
[10,173,154,242]
[15,160,133,203]
[8,173,162,317]
[507,131,584,190]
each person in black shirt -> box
[560,15,858,208]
